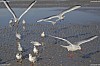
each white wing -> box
[77,36,98,45]
[3,0,17,20]
[45,15,58,20]
[48,35,73,45]
[18,0,37,21]
[37,15,58,22]
[60,5,81,16]
[60,45,67,48]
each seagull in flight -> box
[37,5,81,25]
[3,0,37,26]
[48,35,98,51]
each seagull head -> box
[29,54,32,57]
[76,46,81,50]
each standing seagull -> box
[37,5,81,25]
[22,20,26,30]
[41,32,45,38]
[17,42,23,52]
[16,53,22,63]
[33,46,38,55]
[48,35,98,51]
[16,32,21,40]
[29,54,37,66]
[3,0,37,26]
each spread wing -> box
[45,15,58,20]
[18,0,37,21]
[77,36,98,45]
[37,15,58,22]
[3,0,17,20]
[60,45,67,48]
[48,35,73,45]
[60,5,81,16]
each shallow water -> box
[0,7,100,26]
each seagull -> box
[22,20,26,25]
[48,35,98,51]
[30,41,41,46]
[37,5,81,25]
[9,19,13,27]
[17,42,23,52]
[3,0,18,22]
[41,32,45,38]
[3,0,37,25]
[16,53,22,63]
[33,46,38,55]
[22,20,26,30]
[16,32,21,40]
[28,54,36,66]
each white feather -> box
[49,35,98,51]
[16,32,21,39]
[16,53,22,60]
[31,41,41,46]
[41,32,45,37]
[17,42,23,52]
[29,54,36,63]
[33,46,38,54]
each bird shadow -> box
[80,50,100,59]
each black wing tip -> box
[33,0,37,3]
[75,5,81,6]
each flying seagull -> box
[3,0,37,26]
[37,5,81,25]
[48,35,98,51]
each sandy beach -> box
[0,0,100,65]
[0,22,100,66]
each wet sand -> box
[0,22,100,66]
